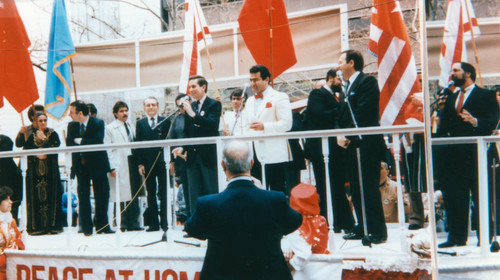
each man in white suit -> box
[104,101,143,232]
[242,64,292,192]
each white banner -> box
[7,251,204,280]
[7,250,342,280]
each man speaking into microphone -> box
[436,62,499,248]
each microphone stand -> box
[344,94,372,247]
[139,110,181,247]
[152,108,180,131]
[230,84,250,136]
[231,95,247,136]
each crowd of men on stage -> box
[2,50,499,248]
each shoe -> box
[97,229,115,234]
[438,240,466,248]
[83,232,92,237]
[408,224,423,230]
[146,226,159,232]
[370,235,387,244]
[183,233,192,238]
[343,232,363,240]
[128,227,144,232]
[333,227,342,233]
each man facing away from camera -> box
[185,140,302,280]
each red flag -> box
[238,0,296,78]
[369,0,420,126]
[179,0,212,94]
[0,1,39,113]
[439,0,480,87]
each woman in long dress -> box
[25,112,63,235]
[0,186,24,279]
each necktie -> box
[150,117,155,128]
[345,80,350,95]
[456,90,465,112]
[254,93,263,99]
[124,122,132,141]
[196,101,201,112]
[80,124,85,137]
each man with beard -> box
[436,62,499,248]
[304,69,354,232]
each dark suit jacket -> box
[185,178,302,280]
[437,86,499,137]
[66,116,111,178]
[338,72,385,152]
[304,86,342,160]
[135,116,170,169]
[184,96,221,166]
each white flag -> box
[439,0,480,87]
[179,0,212,94]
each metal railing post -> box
[321,137,335,253]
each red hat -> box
[290,183,320,216]
[290,183,329,254]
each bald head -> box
[223,141,253,175]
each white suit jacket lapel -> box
[256,88,273,118]
[114,120,128,142]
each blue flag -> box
[45,0,75,120]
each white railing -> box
[0,124,426,250]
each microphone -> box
[231,83,250,136]
[438,81,454,96]
[336,70,344,82]
[242,82,251,97]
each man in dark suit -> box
[336,50,387,244]
[185,140,302,280]
[135,96,170,232]
[436,62,499,248]
[176,75,221,215]
[304,69,354,231]
[66,100,114,235]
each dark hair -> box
[175,94,189,103]
[230,88,247,100]
[0,186,13,203]
[35,112,48,121]
[342,50,364,71]
[112,101,129,117]
[70,100,89,116]
[491,85,500,94]
[460,62,477,82]
[28,104,45,122]
[87,103,97,116]
[250,64,271,81]
[325,68,337,81]
[189,75,208,92]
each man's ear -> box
[250,159,254,170]
[221,160,226,172]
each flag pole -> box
[269,1,274,88]
[20,113,27,142]
[463,0,483,86]
[419,0,439,278]
[193,2,227,132]
[70,58,78,101]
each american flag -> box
[369,0,420,126]
[439,0,480,87]
[179,0,212,94]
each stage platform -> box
[5,224,500,279]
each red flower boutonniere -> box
[265,102,272,108]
